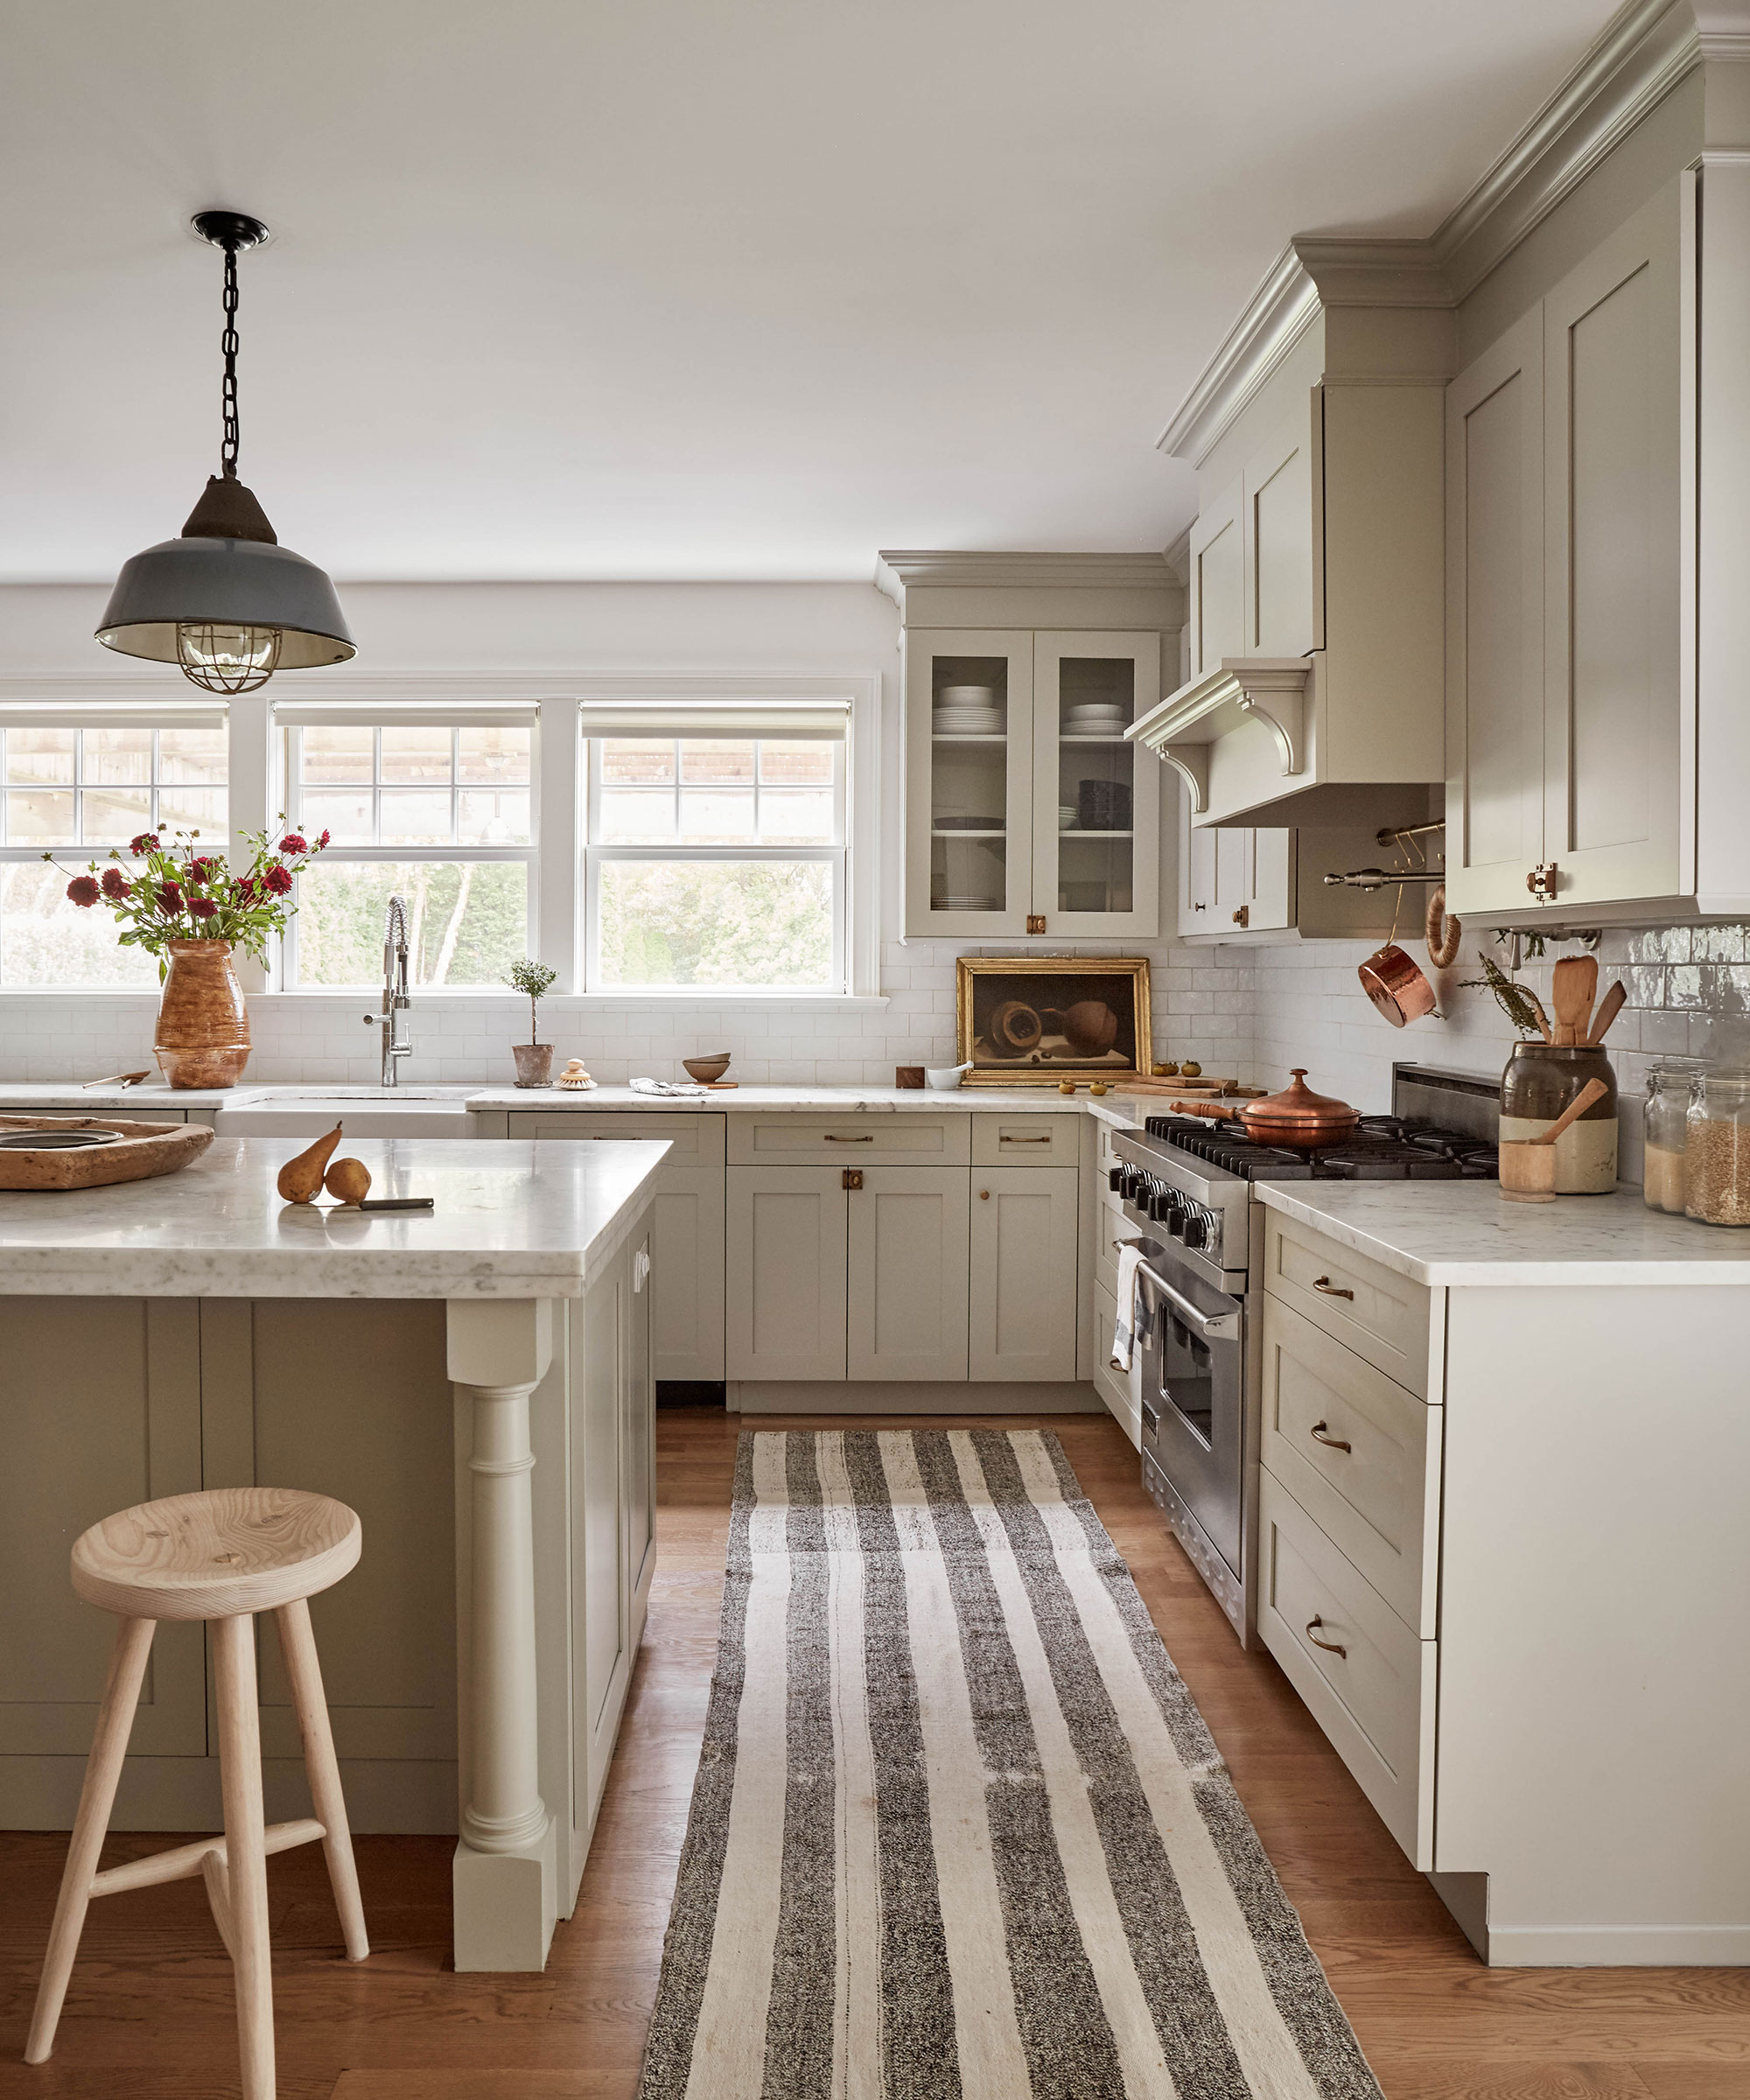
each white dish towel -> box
[1110,1242,1145,1372]
[631,1076,708,1096]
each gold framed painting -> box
[956,956,1152,1085]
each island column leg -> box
[446,1298,556,1972]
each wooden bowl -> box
[0,1115,213,1192]
[682,1053,732,1083]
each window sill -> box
[0,987,890,1013]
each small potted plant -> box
[504,957,559,1087]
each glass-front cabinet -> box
[905,627,1161,936]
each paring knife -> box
[356,1196,435,1212]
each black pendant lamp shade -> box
[95,210,354,694]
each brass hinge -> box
[842,1168,864,1191]
[1026,914,1046,934]
[1527,862,1560,904]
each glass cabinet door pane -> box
[1054,655,1135,916]
[928,653,1010,915]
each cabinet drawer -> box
[971,1114,1079,1168]
[1261,1295,1438,1634]
[513,1110,725,1164]
[1256,1468,1434,1868]
[1262,1210,1433,1396]
[728,1116,969,1166]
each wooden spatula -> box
[1551,955,1599,1046]
[1530,1075,1609,1144]
[1585,979,1627,1046]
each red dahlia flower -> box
[262,864,294,896]
[188,896,218,919]
[279,833,307,855]
[66,875,100,907]
[187,858,218,884]
[234,875,258,904]
[158,882,184,912]
[128,832,160,856]
[100,867,130,900]
[317,830,331,849]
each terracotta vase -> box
[155,940,251,1089]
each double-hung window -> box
[277,704,536,987]
[0,705,228,986]
[581,700,849,991]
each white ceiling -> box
[2,0,1622,584]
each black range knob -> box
[1109,1166,1124,1194]
[1180,1213,1209,1250]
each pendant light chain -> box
[220,242,242,478]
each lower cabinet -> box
[725,1157,1075,1384]
[573,1228,655,1831]
[970,1167,1080,1381]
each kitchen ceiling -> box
[2,0,1621,584]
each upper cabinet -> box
[880,554,1181,939]
[1446,179,1690,922]
[1134,290,1446,833]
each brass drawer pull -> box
[1000,1134,1052,1144]
[1306,1615,1348,1658]
[1309,1420,1352,1452]
[824,1134,873,1143]
[1312,1276,1354,1299]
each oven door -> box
[1138,1257,1244,1572]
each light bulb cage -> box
[175,621,284,695]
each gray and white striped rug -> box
[638,1428,1382,2100]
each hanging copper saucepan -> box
[1166,1068,1361,1148]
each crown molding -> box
[873,550,1173,604]
[1158,0,1707,468]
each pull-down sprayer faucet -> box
[361,893,412,1087]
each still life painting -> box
[956,956,1151,1084]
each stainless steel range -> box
[1110,1064,1499,1642]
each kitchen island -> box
[0,1136,667,1974]
[1246,1179,1750,1966]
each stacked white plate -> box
[934,683,1004,736]
[934,896,1002,911]
[1064,703,1127,735]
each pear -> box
[324,1157,373,1206]
[277,1124,344,1204]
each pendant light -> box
[95,210,355,694]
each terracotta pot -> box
[512,1043,555,1088]
[154,940,250,1090]
[1061,999,1119,1058]
[989,999,1042,1054]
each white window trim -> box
[0,668,886,1004]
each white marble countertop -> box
[0,1137,668,1299]
[1257,1181,1750,1285]
[465,1082,1140,1114]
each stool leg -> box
[24,1615,156,2065]
[213,1614,275,2100]
[274,1598,368,1961]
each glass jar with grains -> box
[1685,1069,1750,1226]
[1642,1057,1705,1214]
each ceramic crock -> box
[1500,1041,1617,1193]
[154,939,251,1090]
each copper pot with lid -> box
[1167,1068,1360,1148]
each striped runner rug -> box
[638,1428,1382,2100]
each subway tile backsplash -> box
[7,924,1737,1189]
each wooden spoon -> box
[1530,1076,1609,1145]
[1586,979,1627,1046]
[1551,955,1599,1047]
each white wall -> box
[0,581,1245,1087]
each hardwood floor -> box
[1,1406,1745,2100]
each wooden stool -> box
[25,1487,369,2100]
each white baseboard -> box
[1484,1922,1750,1966]
[732,1380,1102,1415]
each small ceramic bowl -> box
[925,1062,972,1090]
[682,1053,732,1083]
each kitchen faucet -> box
[361,893,413,1087]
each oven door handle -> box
[1138,1264,1240,1341]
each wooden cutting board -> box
[0,1115,214,1192]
